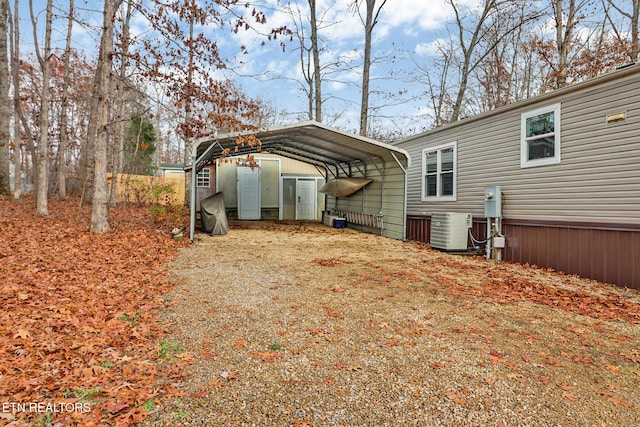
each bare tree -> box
[90,0,124,233]
[604,0,640,61]
[420,0,541,123]
[448,0,500,122]
[285,0,328,122]
[0,0,9,195]
[350,0,387,136]
[413,40,456,127]
[56,0,74,201]
[109,0,133,206]
[308,0,322,122]
[285,1,359,125]
[9,0,33,202]
[473,1,540,110]
[549,0,592,88]
[30,0,54,216]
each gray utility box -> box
[484,186,502,218]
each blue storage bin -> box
[334,218,346,228]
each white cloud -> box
[415,38,447,57]
[382,0,452,31]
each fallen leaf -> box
[208,379,224,389]
[251,351,283,363]
[607,397,632,408]
[192,389,209,398]
[233,339,248,350]
[445,391,467,406]
[535,376,551,385]
[603,363,622,374]
[0,413,15,421]
[220,370,239,380]
[13,329,30,339]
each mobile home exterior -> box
[396,64,640,290]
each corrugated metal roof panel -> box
[192,121,410,172]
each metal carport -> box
[187,121,411,242]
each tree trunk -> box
[0,0,10,195]
[110,0,132,206]
[11,0,22,201]
[90,0,124,233]
[355,0,387,136]
[30,0,54,216]
[449,0,496,122]
[82,90,97,204]
[182,2,195,204]
[551,0,585,88]
[631,0,639,60]
[358,0,373,136]
[287,2,314,120]
[57,0,74,201]
[308,0,322,122]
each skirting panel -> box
[406,216,640,290]
[503,220,640,290]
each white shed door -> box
[237,166,261,220]
[296,179,316,220]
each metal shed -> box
[187,121,411,242]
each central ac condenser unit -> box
[430,213,472,251]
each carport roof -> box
[191,120,410,173]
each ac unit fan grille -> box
[430,213,472,251]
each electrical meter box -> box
[484,186,502,218]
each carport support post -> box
[189,146,198,243]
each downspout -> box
[379,163,385,216]
[390,151,408,241]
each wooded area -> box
[0,0,638,232]
[0,197,190,426]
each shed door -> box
[237,166,261,220]
[296,179,316,220]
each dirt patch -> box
[144,221,640,426]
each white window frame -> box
[196,168,211,188]
[521,103,561,168]
[421,142,457,202]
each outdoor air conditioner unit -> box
[430,213,472,251]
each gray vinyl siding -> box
[398,66,640,225]
[381,162,407,239]
[326,158,407,240]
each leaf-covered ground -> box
[2,201,640,426]
[0,197,188,426]
[143,221,640,426]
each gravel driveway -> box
[143,221,640,426]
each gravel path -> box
[143,221,640,426]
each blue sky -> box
[221,0,466,135]
[20,1,480,136]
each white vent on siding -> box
[430,213,472,251]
